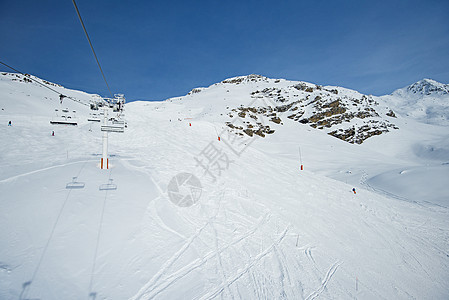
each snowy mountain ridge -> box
[2,71,447,129]
[380,78,449,126]
[170,74,446,144]
[401,78,449,96]
[0,72,94,118]
[1,71,63,88]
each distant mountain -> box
[397,78,449,97]
[380,78,449,126]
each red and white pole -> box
[101,107,109,169]
[101,131,108,169]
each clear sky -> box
[1,0,448,101]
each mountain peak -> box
[221,74,271,84]
[403,78,449,96]
[384,78,449,126]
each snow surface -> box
[0,73,448,299]
[381,79,449,126]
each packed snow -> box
[0,73,448,299]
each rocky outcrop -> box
[224,76,399,144]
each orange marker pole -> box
[214,125,220,141]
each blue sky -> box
[1,0,448,101]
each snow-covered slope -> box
[380,78,449,125]
[0,72,93,117]
[170,74,399,144]
[1,73,448,299]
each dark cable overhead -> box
[0,60,88,106]
[72,0,114,99]
[1,60,63,95]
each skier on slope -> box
[352,188,356,194]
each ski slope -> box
[0,73,448,299]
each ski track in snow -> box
[131,213,271,300]
[210,196,234,300]
[148,199,189,240]
[129,221,210,300]
[272,245,290,299]
[360,171,420,205]
[305,246,316,265]
[305,261,342,300]
[199,227,290,300]
[0,159,97,184]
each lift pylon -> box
[98,94,126,169]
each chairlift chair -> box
[112,119,125,125]
[50,117,78,126]
[88,113,101,122]
[101,118,125,133]
[99,179,117,191]
[51,108,78,125]
[113,119,128,128]
[101,124,124,133]
[66,177,85,189]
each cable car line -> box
[71,0,127,170]
[0,60,60,94]
[72,0,114,99]
[0,60,88,107]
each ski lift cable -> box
[0,60,88,107]
[0,60,60,94]
[72,0,114,99]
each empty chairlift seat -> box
[50,116,78,126]
[88,113,101,122]
[51,108,78,125]
[99,179,117,191]
[101,120,125,133]
[66,177,85,189]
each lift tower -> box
[99,94,126,169]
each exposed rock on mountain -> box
[221,75,399,144]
